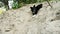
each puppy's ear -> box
[40,4,42,6]
[33,5,35,7]
[30,7,33,9]
[39,4,43,8]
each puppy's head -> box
[30,5,37,15]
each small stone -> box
[50,19,54,21]
[56,13,60,15]
[5,29,11,32]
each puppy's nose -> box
[32,12,35,13]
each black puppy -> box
[30,4,43,15]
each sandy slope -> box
[0,1,60,34]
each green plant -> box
[12,1,19,9]
[12,0,53,9]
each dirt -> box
[0,1,60,34]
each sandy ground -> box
[0,1,60,34]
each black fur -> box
[30,4,43,15]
